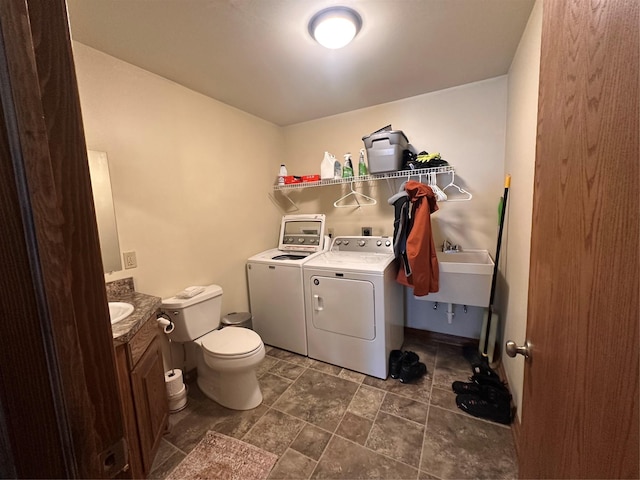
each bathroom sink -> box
[109,302,134,325]
[418,249,495,307]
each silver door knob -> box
[505,340,531,359]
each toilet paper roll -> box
[165,369,184,396]
[168,385,188,412]
[167,383,186,399]
[157,318,175,334]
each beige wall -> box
[281,77,508,337]
[499,0,542,421]
[73,42,284,311]
[75,41,513,339]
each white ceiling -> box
[66,0,535,127]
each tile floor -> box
[149,332,518,479]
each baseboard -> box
[496,361,521,461]
[404,327,479,348]
[510,410,522,459]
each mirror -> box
[87,150,122,273]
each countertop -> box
[107,277,162,345]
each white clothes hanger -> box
[428,172,448,202]
[333,182,377,208]
[442,171,473,201]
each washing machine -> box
[302,236,404,379]
[247,214,327,355]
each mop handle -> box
[483,174,511,357]
[488,174,511,306]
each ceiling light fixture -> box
[308,6,362,49]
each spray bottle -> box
[358,148,368,176]
[342,153,354,178]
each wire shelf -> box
[273,165,455,191]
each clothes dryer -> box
[302,236,404,379]
[247,214,327,355]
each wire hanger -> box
[333,182,377,208]
[442,171,472,201]
[429,172,448,202]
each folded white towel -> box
[175,286,206,299]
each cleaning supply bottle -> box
[358,148,368,176]
[278,164,287,186]
[342,153,353,178]
[321,152,335,180]
[334,158,342,179]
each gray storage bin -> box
[362,130,409,173]
[221,311,253,329]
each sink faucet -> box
[442,239,460,253]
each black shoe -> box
[399,358,426,384]
[471,363,500,378]
[456,394,512,424]
[388,350,405,379]
[452,382,511,402]
[470,373,508,390]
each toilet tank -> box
[161,284,223,342]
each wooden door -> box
[0,0,126,477]
[518,0,639,477]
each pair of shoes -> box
[456,394,513,424]
[451,382,511,403]
[388,350,427,384]
[451,363,512,424]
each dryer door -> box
[310,276,375,340]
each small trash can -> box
[221,311,253,329]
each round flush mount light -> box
[308,6,362,49]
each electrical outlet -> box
[362,227,372,236]
[123,251,137,269]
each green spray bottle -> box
[358,148,368,176]
[342,153,354,178]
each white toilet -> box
[161,284,265,410]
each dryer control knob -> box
[358,240,366,247]
[376,240,382,246]
[335,240,342,245]
[343,240,349,245]
[385,240,391,247]
[298,238,304,243]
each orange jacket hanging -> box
[396,181,439,295]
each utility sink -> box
[418,249,494,307]
[109,302,134,325]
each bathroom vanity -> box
[109,279,167,479]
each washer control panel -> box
[331,236,393,253]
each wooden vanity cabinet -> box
[114,312,168,479]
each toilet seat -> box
[200,328,263,359]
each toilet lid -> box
[201,328,262,356]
